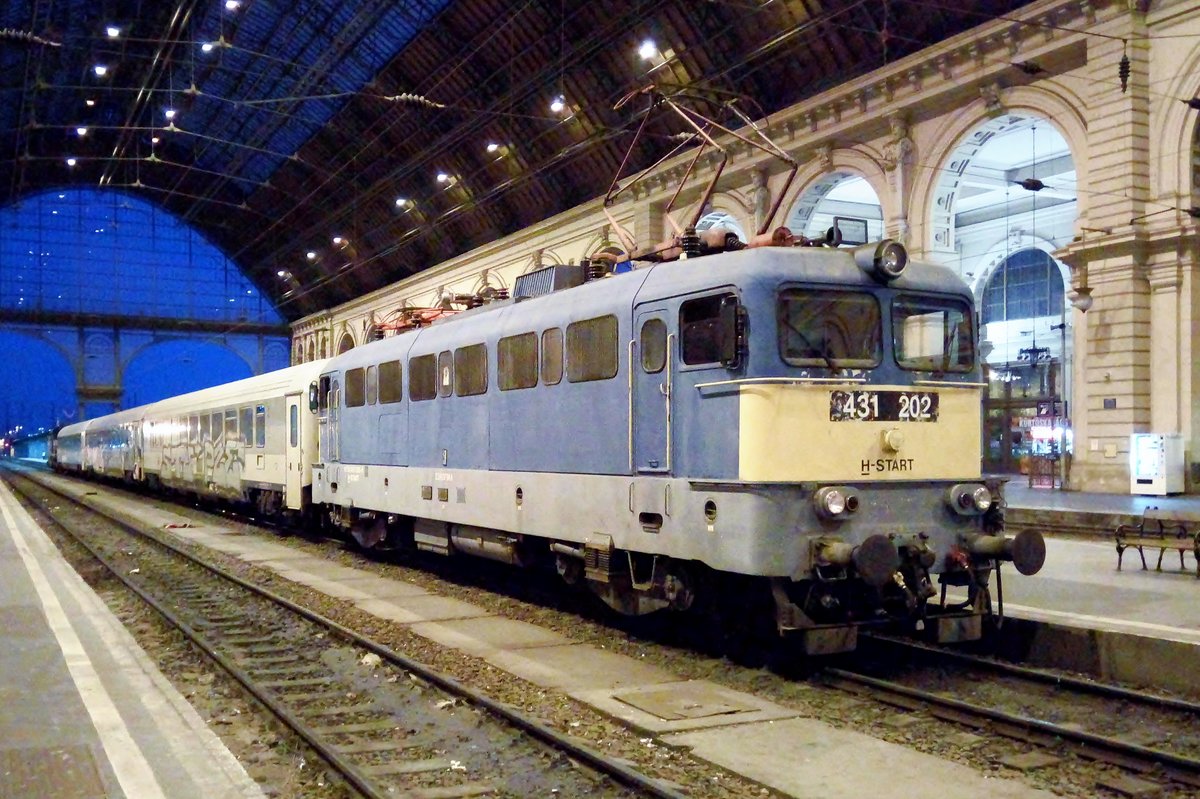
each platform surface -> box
[1003,482,1200,642]
[0,480,264,799]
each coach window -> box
[438,350,453,398]
[289,405,298,447]
[680,293,734,365]
[409,354,437,401]
[365,365,378,405]
[224,409,237,441]
[199,414,210,441]
[379,360,402,403]
[189,415,199,443]
[541,328,563,385]
[499,332,538,390]
[210,412,222,441]
[240,407,253,445]
[346,367,366,407]
[640,318,667,373]
[455,344,488,396]
[567,315,618,382]
[255,405,266,447]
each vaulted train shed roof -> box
[1,0,1035,321]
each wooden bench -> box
[1115,507,1200,578]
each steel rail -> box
[864,633,1200,716]
[823,666,1200,788]
[10,468,689,799]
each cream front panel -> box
[738,383,982,482]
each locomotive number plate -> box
[829,390,939,422]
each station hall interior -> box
[1,0,1198,496]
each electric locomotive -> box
[310,238,1045,655]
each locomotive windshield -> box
[778,290,882,368]
[892,294,974,372]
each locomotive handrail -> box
[694,376,867,389]
[912,379,988,388]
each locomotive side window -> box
[640,318,667,373]
[778,290,881,368]
[438,351,454,398]
[345,367,366,407]
[455,344,488,396]
[365,365,378,405]
[316,375,331,412]
[893,295,974,372]
[541,328,563,385]
[499,333,538,390]
[680,293,734,365]
[255,405,266,447]
[240,407,253,445]
[566,315,618,383]
[409,354,437,401]
[378,360,402,403]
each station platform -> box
[0,480,264,799]
[990,481,1200,693]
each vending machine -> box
[1129,433,1185,495]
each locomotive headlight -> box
[814,486,860,520]
[947,483,992,516]
[853,239,908,282]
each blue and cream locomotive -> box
[310,239,1045,654]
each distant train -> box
[55,238,1044,654]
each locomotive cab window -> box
[680,293,738,365]
[455,344,488,396]
[567,315,618,383]
[893,295,974,373]
[778,289,881,368]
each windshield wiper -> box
[785,318,836,371]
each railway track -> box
[6,470,686,799]
[826,634,1200,792]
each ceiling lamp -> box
[638,39,658,60]
[201,42,215,53]
[164,108,177,120]
[85,99,95,107]
[106,26,121,38]
[76,127,88,137]
[486,142,499,154]
[436,172,450,183]
[93,64,108,77]
[549,95,565,114]
[66,158,77,167]
[306,250,317,260]
[225,0,241,10]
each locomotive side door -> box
[633,305,672,473]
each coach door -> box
[633,306,672,473]
[285,393,303,509]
